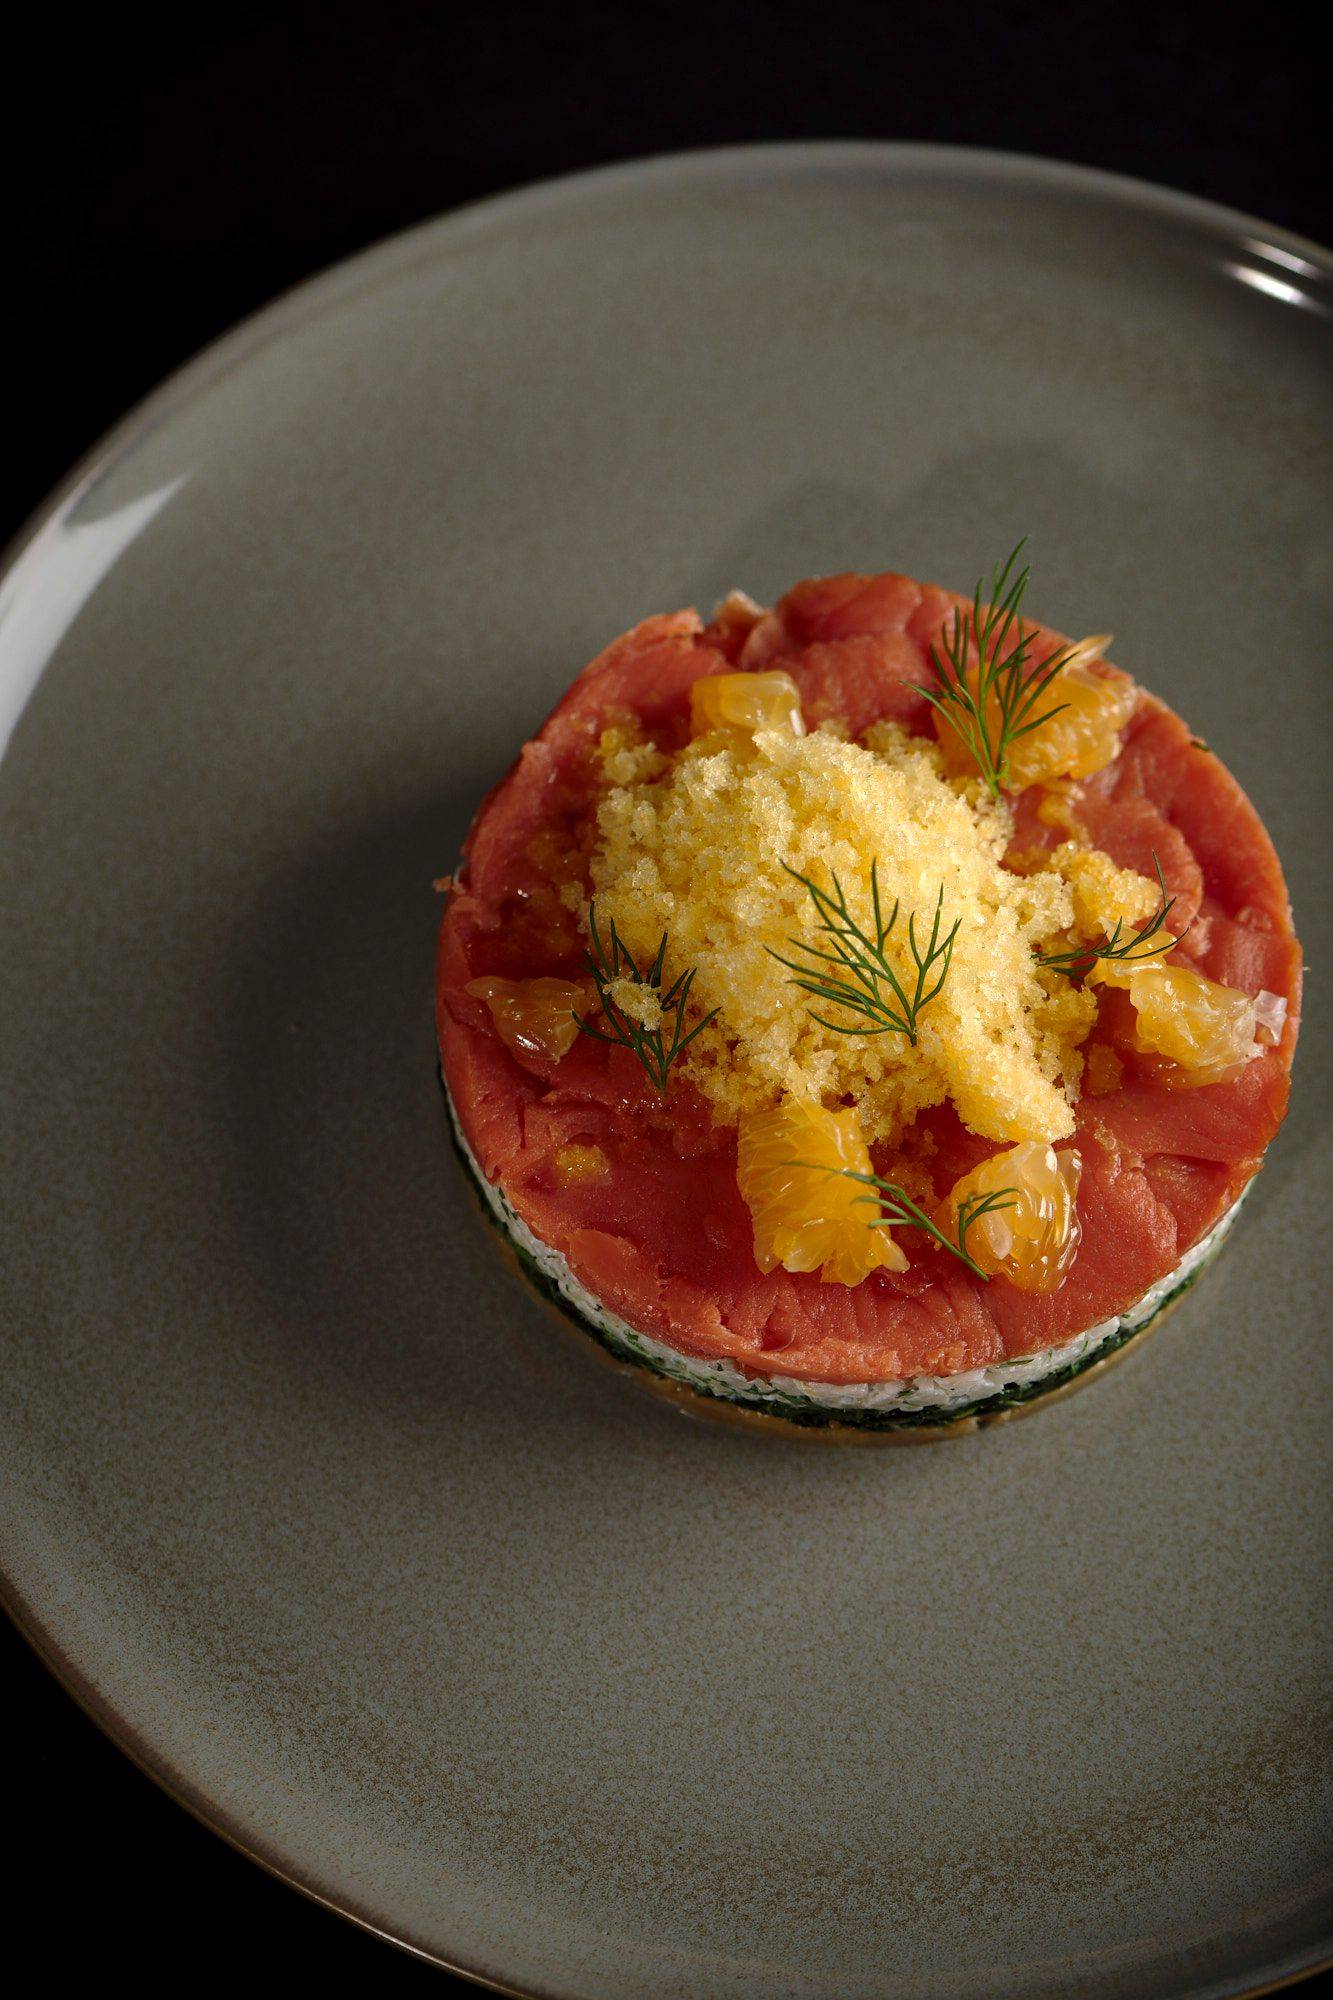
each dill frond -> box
[1037,852,1191,979]
[916,540,1078,798]
[768,861,958,1045]
[573,903,718,1093]
[798,1164,1016,1281]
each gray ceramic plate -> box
[1,145,1329,1998]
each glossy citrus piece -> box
[690,669,805,739]
[465,975,585,1067]
[1088,925,1178,989]
[933,642,1135,789]
[736,1097,906,1286]
[1007,657,1136,787]
[1126,964,1262,1083]
[940,1140,1082,1293]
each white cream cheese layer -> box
[446,1087,1242,1420]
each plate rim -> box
[2,139,1330,1998]
[1,136,1328,594]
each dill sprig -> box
[798,1165,1017,1281]
[917,540,1080,799]
[573,902,718,1093]
[767,861,958,1045]
[845,1171,1017,1281]
[1036,852,1191,980]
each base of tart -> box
[442,1076,1243,1437]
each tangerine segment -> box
[933,648,1135,789]
[941,1140,1082,1294]
[465,975,586,1067]
[1008,656,1136,787]
[1089,926,1179,989]
[1126,964,1260,1083]
[736,1097,906,1287]
[690,670,805,740]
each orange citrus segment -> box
[1088,925,1178,989]
[1126,964,1259,1083]
[933,647,1135,790]
[465,975,585,1066]
[941,1140,1082,1293]
[690,670,805,740]
[736,1097,906,1287]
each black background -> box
[3,1,1324,1988]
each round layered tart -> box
[436,555,1301,1435]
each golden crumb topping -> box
[1048,841,1160,939]
[587,719,1101,1145]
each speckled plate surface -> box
[1,146,1330,1998]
